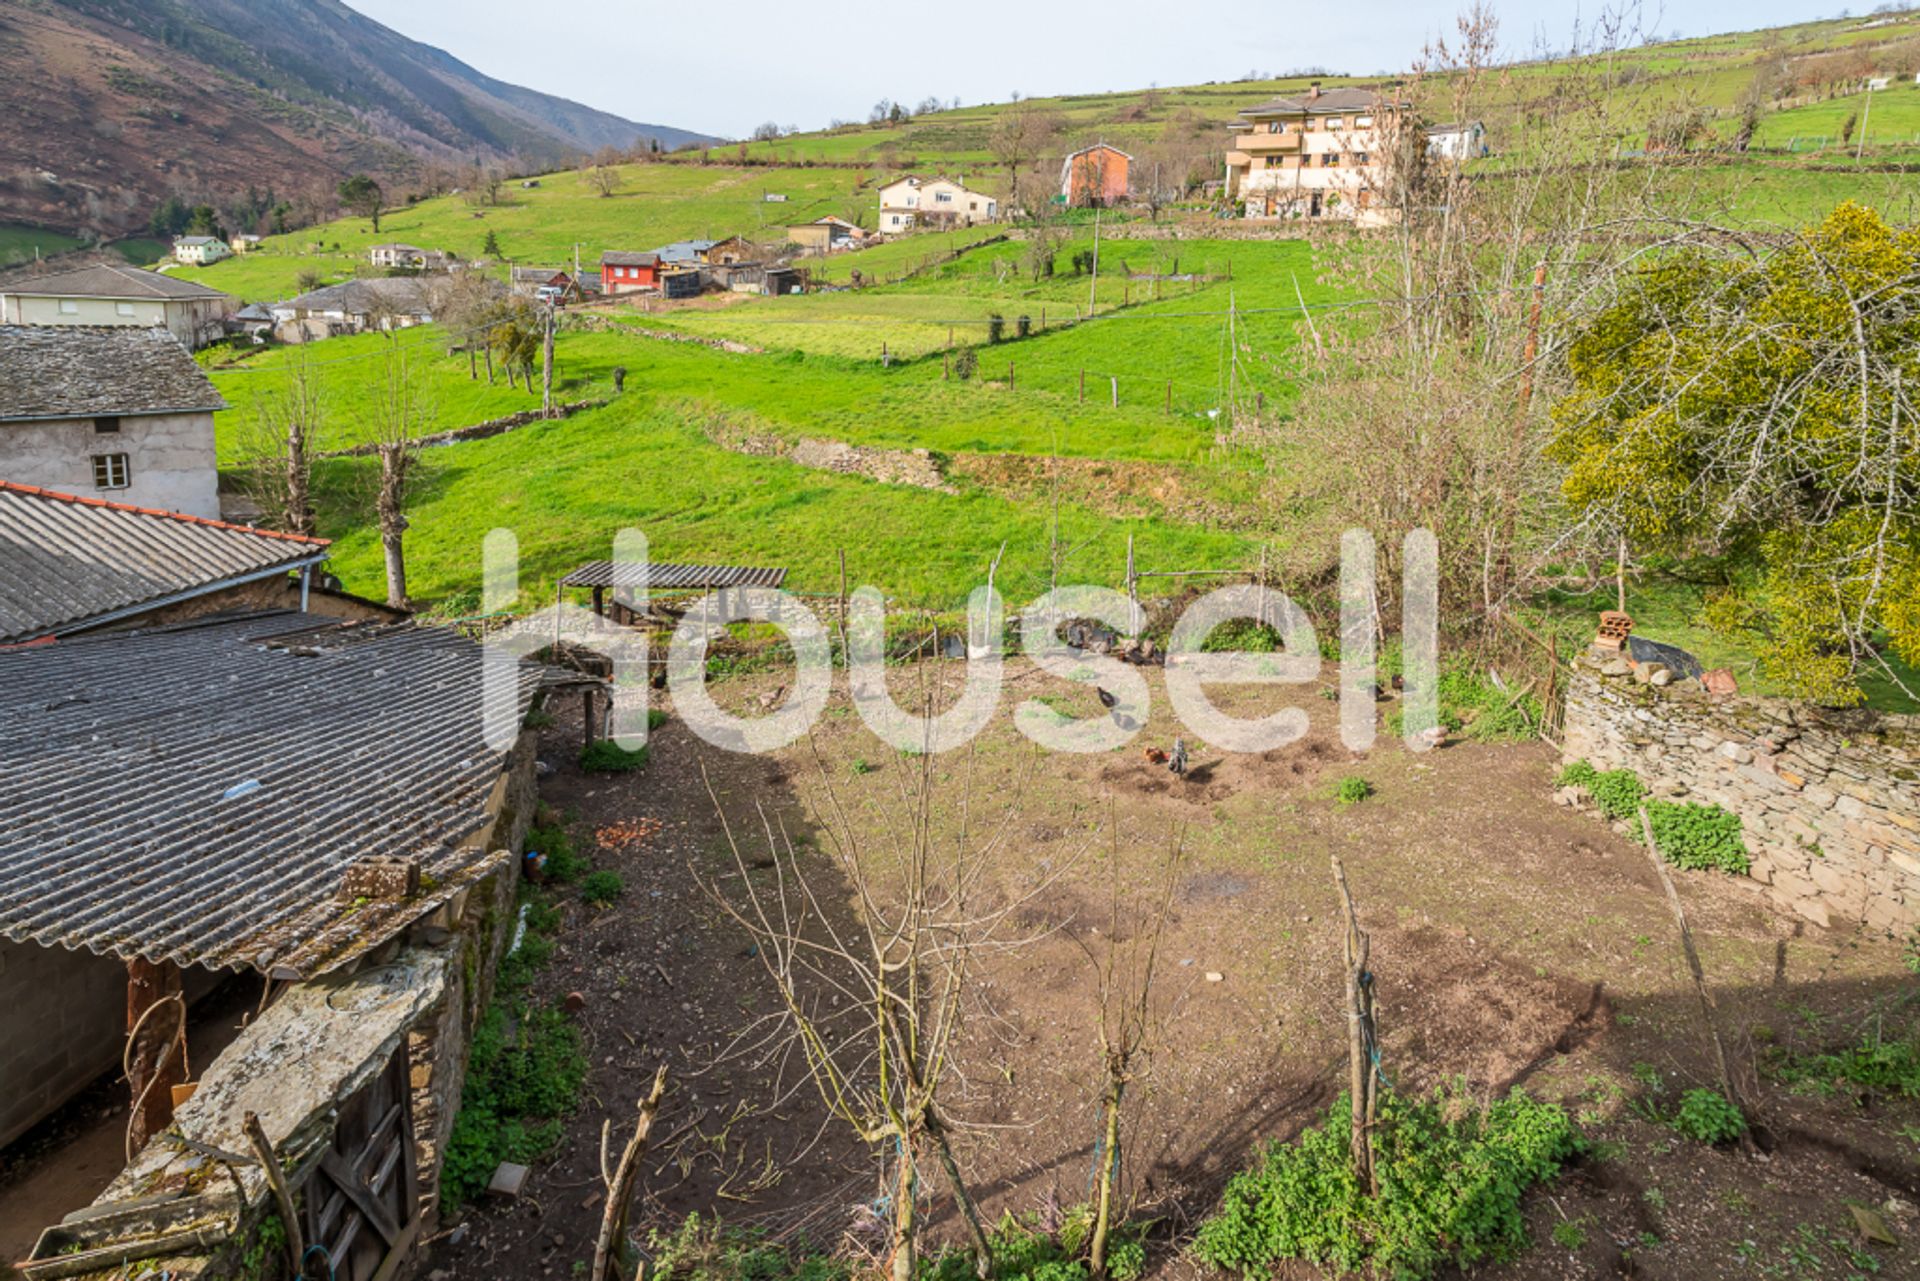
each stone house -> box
[0,324,225,519]
[270,276,442,341]
[0,263,233,350]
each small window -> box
[1267,120,1281,134]
[1321,153,1339,167]
[92,453,130,489]
[1356,115,1374,127]
[93,416,120,434]
[1328,117,1346,130]
[1353,152,1370,165]
[115,302,136,317]
[59,299,79,315]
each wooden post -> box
[1041,307,1046,329]
[947,325,954,350]
[1331,857,1378,1194]
[1256,390,1265,419]
[1164,380,1171,414]
[837,549,849,670]
[583,689,597,747]
[1008,361,1015,390]
[944,351,950,380]
[591,586,606,618]
[126,958,185,1155]
[245,1111,306,1275]
[1110,376,1118,408]
[1125,533,1137,617]
[1637,808,1755,1151]
[882,341,889,366]
[1079,369,1086,404]
[594,1067,669,1281]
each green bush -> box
[1774,1028,1920,1099]
[526,821,587,883]
[1335,776,1374,805]
[440,1001,586,1210]
[1194,1083,1577,1279]
[1670,1088,1745,1144]
[1555,759,1647,821]
[920,1209,1146,1281]
[581,869,625,905]
[1644,801,1749,874]
[647,1214,851,1281]
[581,740,650,772]
[1437,667,1542,742]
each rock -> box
[564,991,587,1014]
[1205,971,1224,983]
[1850,1204,1898,1246]
[1650,668,1674,687]
[1719,741,1755,765]
[487,1162,530,1199]
[1702,668,1738,696]
[447,1225,470,1247]
[535,759,555,777]
[1601,659,1634,678]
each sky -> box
[343,0,1846,140]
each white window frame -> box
[92,453,130,490]
[115,301,136,317]
[59,299,79,314]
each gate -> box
[299,1044,420,1281]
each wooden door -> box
[299,1045,420,1281]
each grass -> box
[0,223,84,265]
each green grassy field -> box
[0,223,85,265]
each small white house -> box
[877,175,997,231]
[172,236,231,266]
[0,263,233,350]
[1425,121,1489,161]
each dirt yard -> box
[428,659,1918,1281]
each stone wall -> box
[0,411,219,518]
[1562,653,1920,933]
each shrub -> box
[581,740,650,772]
[1437,667,1542,742]
[440,1001,586,1210]
[1335,776,1374,805]
[1773,1027,1920,1099]
[987,312,1006,343]
[581,870,625,904]
[526,821,587,883]
[1670,1088,1745,1144]
[1644,801,1748,875]
[1194,1084,1577,1279]
[1017,313,1033,338]
[1555,759,1647,821]
[953,346,979,380]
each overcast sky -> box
[343,1,1844,139]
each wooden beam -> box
[126,958,185,1154]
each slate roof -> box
[560,561,788,590]
[0,263,228,302]
[0,480,331,644]
[0,324,226,421]
[602,251,660,267]
[0,611,540,976]
[657,239,719,263]
[280,276,437,316]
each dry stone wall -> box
[1562,652,1920,934]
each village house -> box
[786,215,864,255]
[705,235,757,265]
[602,250,663,293]
[0,262,233,349]
[367,242,451,270]
[1224,83,1410,223]
[1426,120,1489,161]
[171,235,231,265]
[0,606,542,1278]
[0,324,224,519]
[0,480,396,646]
[1060,143,1133,206]
[271,275,442,341]
[228,233,263,253]
[877,176,997,231]
[657,239,720,267]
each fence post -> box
[1079,369,1085,404]
[944,351,950,380]
[1165,380,1171,414]
[1110,376,1118,408]
[1009,361,1015,390]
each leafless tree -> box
[587,162,624,198]
[988,103,1061,195]
[369,337,434,608]
[704,742,1078,1281]
[234,349,322,537]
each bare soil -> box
[430,660,1918,1281]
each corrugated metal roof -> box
[0,325,226,421]
[560,561,788,590]
[0,481,331,643]
[0,612,539,977]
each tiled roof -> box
[0,263,228,302]
[0,324,226,421]
[281,276,437,316]
[0,611,540,976]
[0,480,330,644]
[657,240,718,263]
[1239,88,1391,115]
[602,251,660,267]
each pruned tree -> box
[337,173,383,232]
[1332,856,1382,1193]
[1074,830,1184,1279]
[369,337,434,608]
[703,743,1070,1281]
[234,349,323,536]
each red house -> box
[602,250,663,294]
[1061,143,1133,207]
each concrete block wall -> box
[1563,654,1920,934]
[0,940,129,1148]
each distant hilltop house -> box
[1224,82,1411,224]
[229,233,263,253]
[271,276,443,342]
[602,251,663,293]
[0,324,225,519]
[0,263,232,350]
[1426,120,1489,161]
[368,243,453,271]
[1060,144,1133,207]
[786,216,865,255]
[171,235,230,265]
[877,176,998,231]
[657,239,720,267]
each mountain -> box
[0,0,715,238]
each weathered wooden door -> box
[299,1045,420,1281]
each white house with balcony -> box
[877,175,997,232]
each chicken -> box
[1145,747,1169,764]
[1169,737,1188,776]
[1097,686,1119,710]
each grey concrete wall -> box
[0,411,219,518]
[0,940,128,1148]
[1563,655,1920,934]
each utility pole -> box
[1087,203,1102,315]
[541,303,555,418]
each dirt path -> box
[430,661,1917,1280]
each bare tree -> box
[369,337,434,608]
[586,164,623,198]
[235,349,322,536]
[988,102,1061,195]
[705,744,1072,1281]
[1075,831,1184,1280]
